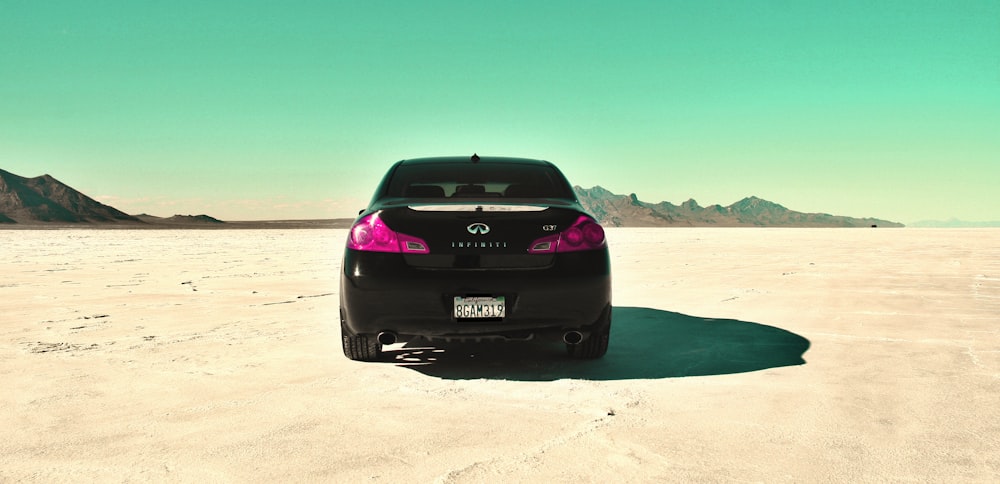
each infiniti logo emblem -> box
[467,223,490,235]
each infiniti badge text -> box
[451,241,509,248]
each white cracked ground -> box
[1,228,997,482]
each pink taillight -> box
[564,227,584,246]
[347,212,429,253]
[528,216,606,254]
[583,222,605,245]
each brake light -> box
[347,212,429,253]
[528,216,606,253]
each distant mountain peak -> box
[681,198,701,210]
[730,196,787,213]
[573,185,616,200]
[134,213,226,225]
[168,214,224,224]
[0,168,141,224]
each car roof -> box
[397,155,555,166]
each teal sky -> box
[2,1,998,223]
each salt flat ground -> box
[1,228,997,482]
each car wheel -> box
[341,324,381,361]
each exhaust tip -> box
[377,331,398,345]
[563,331,583,345]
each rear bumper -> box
[339,249,611,342]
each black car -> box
[339,155,611,361]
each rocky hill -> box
[136,214,225,225]
[575,186,903,227]
[0,169,140,224]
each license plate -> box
[454,296,506,319]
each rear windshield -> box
[384,162,575,199]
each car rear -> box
[339,156,611,361]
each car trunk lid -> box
[377,203,582,269]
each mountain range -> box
[1,168,903,227]
[574,186,903,227]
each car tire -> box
[567,314,611,359]
[341,325,381,361]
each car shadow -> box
[383,306,810,381]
